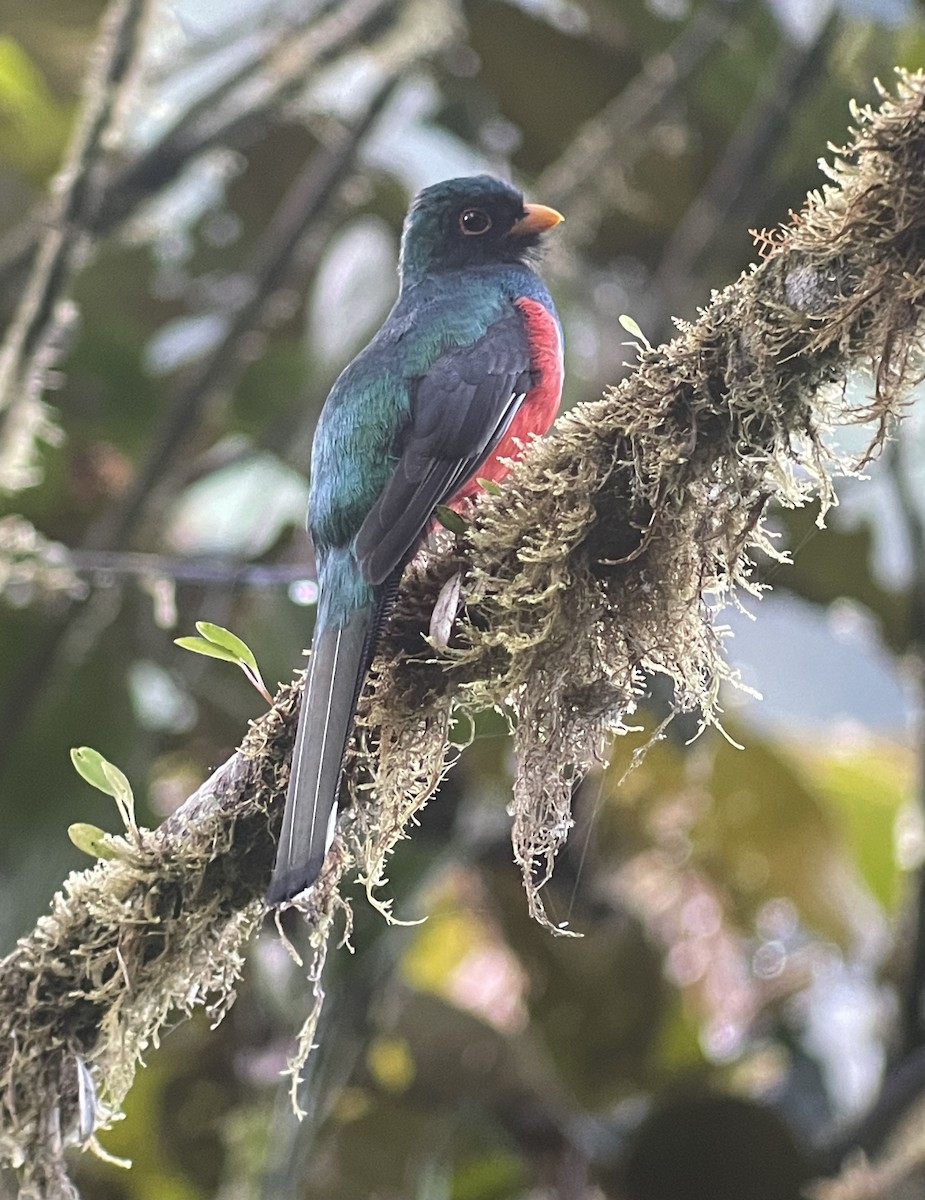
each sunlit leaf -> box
[101,760,135,828]
[798,740,912,911]
[704,733,884,950]
[70,747,136,831]
[194,621,260,673]
[99,760,133,807]
[0,37,73,181]
[366,1036,415,1093]
[173,636,240,663]
[70,747,113,795]
[176,625,272,704]
[402,905,481,993]
[619,312,652,349]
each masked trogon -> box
[268,174,564,905]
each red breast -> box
[453,296,564,503]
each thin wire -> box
[566,764,609,924]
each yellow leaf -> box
[366,1036,415,1094]
[401,906,481,993]
[0,38,73,181]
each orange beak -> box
[508,202,564,237]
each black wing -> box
[355,312,532,585]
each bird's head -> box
[398,175,563,286]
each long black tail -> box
[267,569,403,904]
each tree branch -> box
[0,0,459,763]
[0,0,397,319]
[0,0,446,499]
[3,68,925,1197]
[882,437,925,1061]
[652,12,841,323]
[67,550,314,589]
[536,0,735,244]
[84,71,401,554]
[371,70,925,928]
[0,517,319,601]
[91,0,398,240]
[0,707,286,1198]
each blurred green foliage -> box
[0,37,73,182]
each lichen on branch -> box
[2,69,925,1196]
[368,71,925,928]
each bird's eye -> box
[459,207,492,236]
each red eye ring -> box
[459,207,492,235]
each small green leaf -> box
[434,505,468,535]
[71,747,137,830]
[194,621,260,673]
[619,313,652,350]
[477,477,503,496]
[100,760,135,825]
[68,823,116,860]
[174,636,240,663]
[176,624,273,706]
[99,759,132,803]
[70,747,112,794]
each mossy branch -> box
[370,69,925,928]
[3,70,925,1196]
